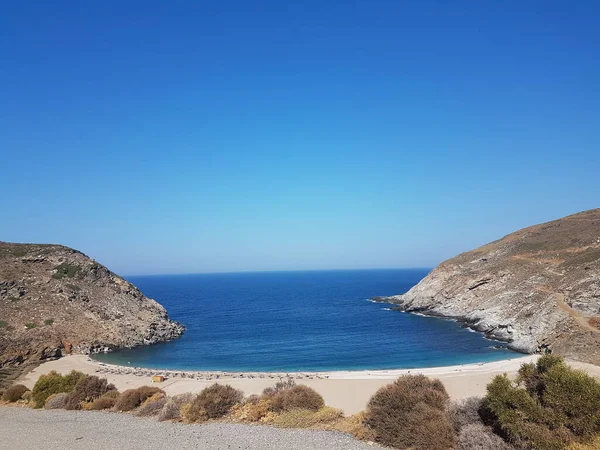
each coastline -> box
[19,354,600,414]
[370,296,523,352]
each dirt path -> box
[536,286,599,334]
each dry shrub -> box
[91,391,120,410]
[65,375,116,410]
[31,370,85,408]
[136,386,163,403]
[2,384,30,402]
[44,392,69,409]
[271,406,344,428]
[449,397,484,432]
[263,379,296,396]
[21,390,32,403]
[458,424,515,450]
[137,392,167,417]
[365,374,455,450]
[269,385,324,412]
[232,397,273,422]
[158,393,194,422]
[114,389,141,412]
[332,412,375,441]
[80,401,95,410]
[568,435,600,450]
[114,386,163,412]
[183,384,243,422]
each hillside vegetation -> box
[0,242,184,387]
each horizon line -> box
[122,267,434,278]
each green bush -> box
[31,370,86,408]
[52,263,81,279]
[0,320,7,328]
[44,319,54,326]
[2,384,30,402]
[25,322,37,329]
[183,384,243,422]
[481,355,600,450]
[268,384,325,413]
[364,374,455,450]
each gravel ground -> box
[0,407,382,450]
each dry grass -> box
[269,406,344,428]
[568,436,600,450]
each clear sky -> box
[1,1,598,275]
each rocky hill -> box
[0,242,184,376]
[376,209,600,364]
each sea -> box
[92,269,516,372]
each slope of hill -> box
[0,242,184,377]
[377,209,600,364]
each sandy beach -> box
[18,355,600,414]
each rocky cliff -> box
[376,209,600,364]
[0,242,184,373]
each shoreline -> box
[20,353,600,414]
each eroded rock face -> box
[377,209,600,364]
[0,242,185,368]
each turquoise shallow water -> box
[93,269,516,371]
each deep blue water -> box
[93,269,515,371]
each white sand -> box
[19,355,600,415]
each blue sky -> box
[1,1,598,275]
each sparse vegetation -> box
[2,384,30,402]
[364,374,455,450]
[0,320,7,328]
[182,384,243,422]
[52,263,81,279]
[481,355,600,450]
[24,322,37,329]
[43,318,54,326]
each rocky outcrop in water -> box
[0,242,184,373]
[376,209,600,364]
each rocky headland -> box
[374,209,600,364]
[0,242,184,384]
